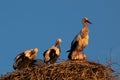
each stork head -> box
[24,48,38,59]
[56,38,62,45]
[31,48,38,55]
[82,17,92,24]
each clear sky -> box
[0,0,120,74]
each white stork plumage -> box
[13,48,38,70]
[43,38,62,64]
[68,17,92,60]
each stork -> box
[13,48,38,70]
[43,38,62,64]
[67,17,92,60]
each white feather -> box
[44,49,50,62]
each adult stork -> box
[13,48,38,70]
[43,38,62,64]
[67,17,92,60]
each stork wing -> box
[49,49,58,64]
[43,49,50,63]
[49,49,56,59]
[70,40,78,52]
[13,52,25,69]
[70,32,81,51]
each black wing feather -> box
[49,49,58,64]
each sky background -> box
[0,0,120,74]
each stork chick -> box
[43,38,62,64]
[13,48,38,70]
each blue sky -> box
[0,0,120,74]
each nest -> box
[0,60,114,80]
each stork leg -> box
[81,50,86,60]
[77,50,80,60]
[81,48,85,55]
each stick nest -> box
[0,60,114,80]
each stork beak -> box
[30,50,34,55]
[31,48,38,55]
[86,20,92,24]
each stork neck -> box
[83,22,88,28]
[55,43,60,48]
